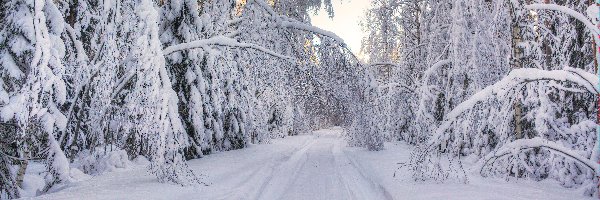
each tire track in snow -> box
[215,128,393,200]
[332,132,394,200]
[256,128,392,200]
[213,135,317,200]
[253,137,317,199]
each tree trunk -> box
[509,1,524,140]
[15,152,28,188]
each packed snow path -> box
[251,129,392,200]
[27,128,589,200]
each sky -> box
[310,0,372,56]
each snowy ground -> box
[23,128,591,200]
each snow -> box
[22,128,590,200]
[72,149,132,175]
[0,103,15,121]
[1,53,24,79]
[20,163,47,198]
[46,133,73,184]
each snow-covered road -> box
[191,128,390,200]
[26,128,590,200]
[254,129,391,200]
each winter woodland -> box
[0,0,598,199]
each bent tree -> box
[398,2,599,196]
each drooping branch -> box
[525,4,600,35]
[369,62,402,68]
[279,20,345,44]
[378,82,414,93]
[162,35,295,62]
[430,67,598,146]
[481,137,598,174]
[421,59,451,84]
[249,0,346,44]
[64,24,89,62]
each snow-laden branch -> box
[564,67,597,88]
[431,67,598,144]
[64,24,88,62]
[279,20,345,44]
[368,62,402,68]
[249,0,345,44]
[378,82,414,93]
[422,59,451,84]
[368,62,418,86]
[482,137,598,173]
[162,36,295,62]
[249,0,277,16]
[525,4,600,35]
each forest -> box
[0,0,598,199]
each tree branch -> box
[525,4,600,35]
[162,36,295,63]
[482,137,598,174]
[249,0,346,44]
[430,67,598,147]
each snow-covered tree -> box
[113,0,198,185]
[386,1,599,196]
[0,0,72,197]
[159,0,213,158]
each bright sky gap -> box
[310,0,371,56]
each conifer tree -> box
[0,0,72,196]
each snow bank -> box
[19,162,90,198]
[72,149,132,175]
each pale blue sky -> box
[310,0,371,56]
